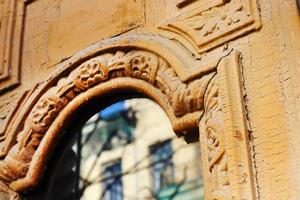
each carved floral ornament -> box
[0,34,255,199]
[160,0,261,53]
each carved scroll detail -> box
[0,49,214,188]
[202,76,230,199]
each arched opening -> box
[0,33,254,200]
[22,95,204,200]
[0,38,212,194]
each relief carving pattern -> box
[0,50,215,186]
[202,76,230,199]
[160,0,260,53]
[197,51,254,200]
[182,0,248,38]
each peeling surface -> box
[0,0,299,199]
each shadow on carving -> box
[0,35,220,194]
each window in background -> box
[102,161,123,200]
[150,140,175,193]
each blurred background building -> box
[79,98,204,200]
[23,98,204,200]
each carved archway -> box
[0,34,254,199]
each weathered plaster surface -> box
[0,0,299,199]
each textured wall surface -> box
[0,0,299,199]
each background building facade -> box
[81,99,204,200]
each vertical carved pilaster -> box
[200,76,230,199]
[199,51,255,200]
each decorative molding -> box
[202,77,230,199]
[0,0,25,93]
[0,33,254,200]
[199,51,255,199]
[0,45,217,192]
[160,0,261,53]
[0,33,228,159]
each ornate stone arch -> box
[0,34,255,199]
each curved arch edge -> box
[9,78,200,191]
[0,33,248,197]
